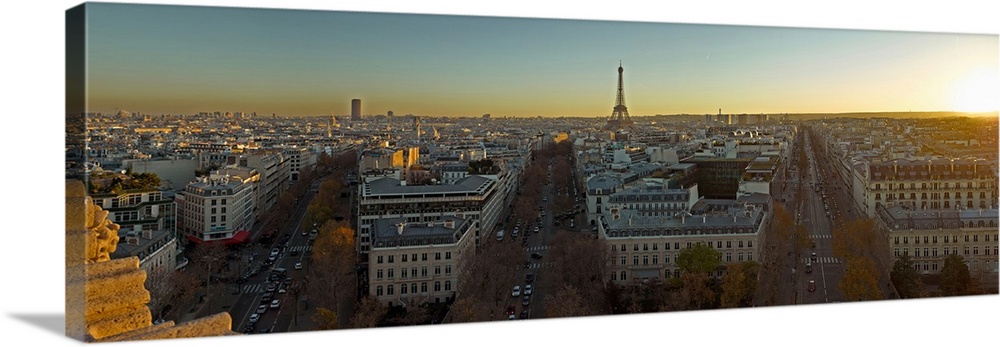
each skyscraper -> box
[351,98,361,121]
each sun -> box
[950,67,999,113]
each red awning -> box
[225,230,250,245]
[185,230,250,246]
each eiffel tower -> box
[603,62,633,131]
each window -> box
[387,285,394,295]
[388,255,394,263]
[445,252,452,260]
[376,269,383,279]
[421,282,428,293]
[674,242,680,250]
[434,281,441,292]
[422,253,428,261]
[377,256,384,264]
[387,268,394,278]
[653,243,658,251]
[717,241,722,248]
[445,281,452,291]
[748,252,753,261]
[739,240,744,248]
[401,284,408,294]
[686,242,692,249]
[727,241,732,248]
[633,256,639,265]
[376,286,383,296]
[894,248,900,257]
[411,283,417,293]
[726,252,733,262]
[932,236,937,244]
[643,243,648,251]
[621,244,626,251]
[620,271,627,281]
[915,237,920,244]
[894,237,899,244]
[435,252,441,260]
[421,267,428,277]
[434,266,441,275]
[401,268,407,279]
[974,235,979,242]
[402,255,407,263]
[903,237,908,244]
[653,255,659,265]
[445,265,452,274]
[411,268,417,278]
[634,244,639,251]
[643,255,649,265]
[738,252,744,261]
[621,256,626,266]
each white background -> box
[1,1,997,346]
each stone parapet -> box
[66,179,236,342]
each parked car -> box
[525,273,535,283]
[256,305,267,314]
[248,313,260,323]
[808,280,816,292]
[524,284,533,295]
[295,262,303,270]
[511,285,521,297]
[522,295,531,306]
[270,299,281,309]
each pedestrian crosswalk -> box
[809,234,832,239]
[527,262,553,269]
[803,257,841,265]
[243,283,265,293]
[287,245,312,253]
[526,246,549,252]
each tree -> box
[839,257,882,301]
[676,242,721,275]
[349,295,388,328]
[667,272,717,311]
[544,230,611,315]
[939,254,972,296]
[312,308,339,330]
[720,261,761,308]
[543,284,592,318]
[309,221,357,326]
[890,254,923,299]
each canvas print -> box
[64,2,999,342]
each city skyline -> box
[84,3,998,117]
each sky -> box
[83,2,999,117]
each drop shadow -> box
[8,313,66,338]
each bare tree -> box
[349,295,388,328]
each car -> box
[525,273,535,282]
[808,280,816,292]
[278,286,287,294]
[295,262,303,270]
[506,305,516,316]
[811,252,817,260]
[266,282,278,292]
[262,291,274,302]
[524,284,532,295]
[248,313,260,323]
[530,252,543,260]
[512,285,521,297]
[301,229,308,236]
[508,314,516,320]
[522,295,531,306]
[805,263,813,273]
[270,248,280,256]
[270,299,281,308]
[242,323,256,333]
[256,304,268,314]
[519,310,529,319]
[283,277,292,285]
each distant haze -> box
[85,3,999,117]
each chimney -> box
[443,219,455,229]
[396,222,405,235]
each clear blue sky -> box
[85,2,999,117]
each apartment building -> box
[599,192,771,285]
[863,158,998,217]
[875,204,999,284]
[368,217,475,307]
[92,188,178,277]
[175,172,255,244]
